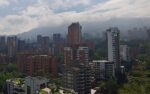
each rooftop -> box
[93,60,110,63]
[6,78,25,87]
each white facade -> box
[107,27,120,69]
[120,45,130,61]
[107,31,113,62]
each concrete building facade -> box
[63,65,93,94]
[120,45,130,61]
[93,60,115,80]
[106,27,120,70]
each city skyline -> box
[0,1,150,94]
[0,21,149,94]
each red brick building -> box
[68,22,82,47]
[64,46,89,66]
[64,47,73,67]
[17,53,57,77]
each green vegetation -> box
[95,77,119,94]
[118,62,150,94]
[118,42,150,94]
[39,90,49,94]
[0,63,22,92]
[92,39,107,60]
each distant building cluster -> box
[127,27,150,40]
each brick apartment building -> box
[17,53,57,77]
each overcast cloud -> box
[0,0,150,35]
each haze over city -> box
[0,0,150,37]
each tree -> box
[105,77,118,94]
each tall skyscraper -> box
[106,27,120,70]
[68,22,82,47]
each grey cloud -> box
[0,0,150,35]
[18,17,150,39]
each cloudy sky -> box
[0,0,150,35]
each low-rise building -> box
[25,76,49,94]
[6,77,49,94]
[6,76,79,94]
[6,78,27,94]
[6,77,79,94]
[93,60,115,80]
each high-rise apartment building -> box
[17,54,57,77]
[106,27,120,70]
[68,22,82,47]
[63,64,93,94]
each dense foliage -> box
[0,63,22,92]
[118,41,150,94]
